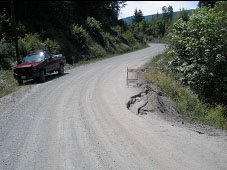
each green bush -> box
[122,30,136,45]
[89,43,107,59]
[0,38,15,69]
[0,69,19,98]
[144,51,227,129]
[173,8,189,22]
[102,32,115,53]
[113,25,124,36]
[85,17,102,37]
[18,33,45,57]
[85,17,105,45]
[168,7,227,105]
[115,43,130,53]
[72,24,88,49]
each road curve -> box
[0,44,227,170]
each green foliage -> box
[114,25,124,35]
[102,32,115,53]
[18,33,45,58]
[138,20,149,33]
[174,8,189,22]
[155,19,166,36]
[86,17,102,37]
[0,69,19,98]
[143,51,227,129]
[89,43,107,59]
[85,17,105,45]
[122,30,136,44]
[44,38,59,48]
[168,7,227,105]
[0,8,12,40]
[0,1,128,66]
[0,1,147,69]
[162,6,168,21]
[0,9,15,69]
[198,1,217,8]
[133,9,144,23]
[168,6,173,22]
[16,22,26,37]
[215,1,227,12]
[18,33,60,60]
[72,24,88,49]
[0,38,15,69]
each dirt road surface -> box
[0,44,227,170]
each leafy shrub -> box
[102,32,112,46]
[134,31,146,44]
[115,43,130,53]
[114,25,124,35]
[16,21,27,37]
[122,30,136,45]
[72,24,88,49]
[138,20,150,33]
[18,33,45,57]
[44,38,59,47]
[0,37,15,69]
[85,17,102,37]
[168,7,227,105]
[0,69,19,98]
[89,43,107,59]
[173,8,189,22]
[102,32,115,53]
[143,52,227,129]
[0,8,12,40]
[85,17,105,45]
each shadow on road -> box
[23,72,69,85]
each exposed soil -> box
[127,64,227,137]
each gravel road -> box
[0,44,227,170]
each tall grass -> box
[0,70,19,98]
[143,51,227,129]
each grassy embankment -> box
[143,51,227,130]
[0,43,148,98]
[0,70,19,98]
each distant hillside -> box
[121,9,195,25]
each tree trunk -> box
[10,0,20,64]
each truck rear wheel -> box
[39,70,46,82]
[17,79,23,85]
[58,65,64,75]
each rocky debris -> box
[127,66,227,137]
[127,83,179,118]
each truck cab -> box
[13,49,66,84]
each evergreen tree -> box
[162,6,168,29]
[168,6,173,23]
[177,8,189,22]
[198,1,217,8]
[133,9,144,23]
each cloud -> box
[118,1,199,19]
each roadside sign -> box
[127,67,140,86]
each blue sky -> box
[118,1,199,19]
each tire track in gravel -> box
[1,44,227,170]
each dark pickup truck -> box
[13,50,66,84]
